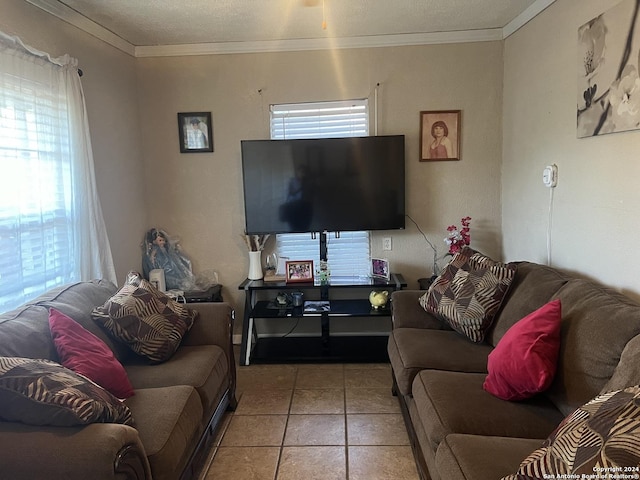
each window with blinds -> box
[0,66,76,312]
[270,100,371,277]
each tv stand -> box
[238,273,407,365]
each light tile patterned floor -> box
[200,356,420,480]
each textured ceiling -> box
[55,0,540,47]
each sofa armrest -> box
[183,302,234,350]
[391,290,449,330]
[182,302,237,408]
[0,422,151,480]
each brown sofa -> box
[388,261,640,480]
[0,279,236,480]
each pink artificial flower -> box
[444,217,472,255]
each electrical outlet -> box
[543,164,558,188]
[383,237,392,251]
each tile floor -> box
[200,357,420,480]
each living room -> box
[1,0,640,478]
[4,0,638,311]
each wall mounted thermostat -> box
[543,164,558,188]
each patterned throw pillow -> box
[420,247,516,343]
[502,386,640,478]
[92,272,197,363]
[0,357,133,427]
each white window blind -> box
[270,100,371,277]
[271,100,368,139]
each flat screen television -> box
[241,135,405,234]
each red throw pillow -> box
[483,299,561,401]
[49,308,134,399]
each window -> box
[270,100,371,277]
[0,33,115,313]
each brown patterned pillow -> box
[502,385,640,479]
[0,357,133,426]
[92,271,197,363]
[420,247,516,343]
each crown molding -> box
[25,0,136,56]
[503,0,556,38]
[134,29,503,58]
[26,0,555,58]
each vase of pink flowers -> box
[444,216,471,255]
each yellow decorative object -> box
[369,290,389,309]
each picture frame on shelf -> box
[419,110,461,161]
[178,112,214,153]
[285,260,314,283]
[371,258,390,280]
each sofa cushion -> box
[502,385,640,479]
[29,280,132,363]
[436,434,543,480]
[601,334,640,394]
[547,279,640,417]
[0,281,120,362]
[125,386,202,480]
[49,307,134,399]
[388,328,492,396]
[92,272,197,363]
[125,345,228,416]
[483,299,562,401]
[420,247,516,343]
[0,357,133,427]
[0,304,58,361]
[412,370,564,450]
[486,261,569,347]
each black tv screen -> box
[241,135,405,234]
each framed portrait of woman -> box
[419,110,461,161]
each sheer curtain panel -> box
[0,32,116,313]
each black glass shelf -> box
[239,273,406,291]
[250,299,391,318]
[238,272,405,365]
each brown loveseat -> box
[388,259,640,480]
[0,279,236,480]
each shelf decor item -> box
[315,259,330,284]
[285,260,314,283]
[248,251,263,280]
[369,290,389,309]
[242,234,269,280]
[371,258,390,280]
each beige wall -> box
[0,0,148,283]
[503,0,640,301]
[136,42,505,318]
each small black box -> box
[183,284,223,303]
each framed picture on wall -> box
[178,112,214,153]
[419,110,461,161]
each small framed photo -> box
[419,110,461,161]
[371,258,390,280]
[178,112,213,153]
[285,260,314,283]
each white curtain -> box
[0,31,116,312]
